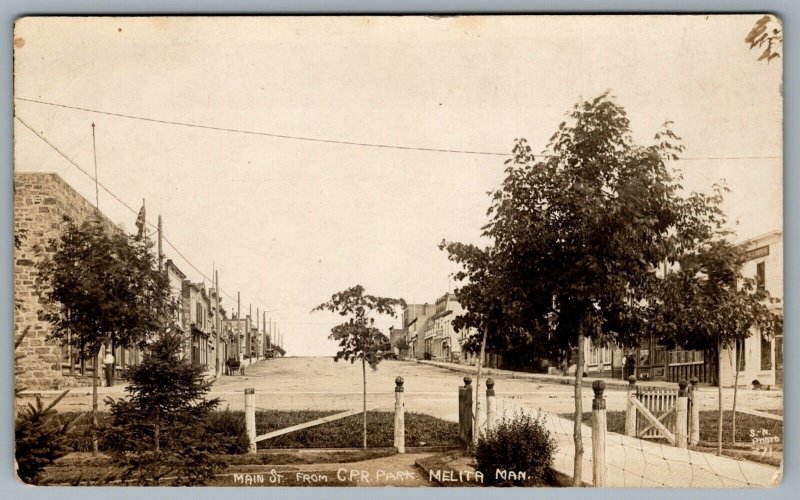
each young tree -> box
[15,390,78,484]
[313,285,404,449]
[648,237,782,454]
[393,337,411,359]
[457,93,715,484]
[37,215,167,454]
[104,331,229,485]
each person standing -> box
[103,348,115,387]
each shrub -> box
[15,391,78,484]
[206,410,250,454]
[475,410,556,486]
[423,352,433,360]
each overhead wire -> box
[14,113,261,311]
[15,97,781,161]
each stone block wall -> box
[14,172,116,390]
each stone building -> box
[14,172,136,389]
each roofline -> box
[735,229,782,248]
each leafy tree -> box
[450,92,717,484]
[393,337,411,358]
[313,285,404,449]
[745,15,782,63]
[647,237,782,454]
[15,390,78,484]
[36,215,168,454]
[103,331,229,485]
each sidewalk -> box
[539,410,781,487]
[416,359,679,390]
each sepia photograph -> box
[12,15,783,487]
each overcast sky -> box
[13,15,782,356]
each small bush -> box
[423,352,433,360]
[475,410,556,486]
[205,410,250,454]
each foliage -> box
[15,391,79,484]
[205,410,251,454]
[475,410,557,486]
[61,409,459,452]
[37,215,170,361]
[443,92,718,483]
[313,285,404,368]
[103,332,229,486]
[646,237,783,383]
[394,337,411,353]
[745,15,782,63]
[14,326,30,396]
[312,285,404,448]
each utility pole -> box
[256,307,260,361]
[157,215,163,271]
[215,269,220,378]
[91,123,99,209]
[237,292,241,361]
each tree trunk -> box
[92,348,99,456]
[573,325,585,486]
[473,324,488,446]
[717,342,723,456]
[362,357,367,450]
[732,357,740,446]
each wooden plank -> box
[631,396,676,445]
[639,406,676,435]
[255,407,366,442]
[734,406,783,422]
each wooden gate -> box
[633,386,678,443]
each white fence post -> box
[245,388,257,454]
[689,377,700,445]
[394,376,405,454]
[676,380,688,449]
[592,380,608,487]
[486,377,496,434]
[625,376,637,437]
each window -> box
[195,301,204,328]
[735,339,746,372]
[760,334,772,370]
[756,262,766,291]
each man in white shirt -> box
[103,349,115,387]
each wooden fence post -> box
[676,380,689,449]
[625,375,637,437]
[592,380,607,487]
[394,376,405,454]
[458,376,473,449]
[689,377,700,446]
[486,377,496,434]
[245,388,257,454]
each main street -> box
[31,356,783,420]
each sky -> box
[13,15,782,356]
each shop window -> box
[756,262,765,291]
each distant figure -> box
[623,354,635,380]
[103,350,115,387]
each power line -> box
[16,96,781,161]
[15,97,508,157]
[14,113,258,309]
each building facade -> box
[14,173,139,389]
[400,303,437,359]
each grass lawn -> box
[58,409,459,452]
[37,450,390,485]
[559,410,782,446]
